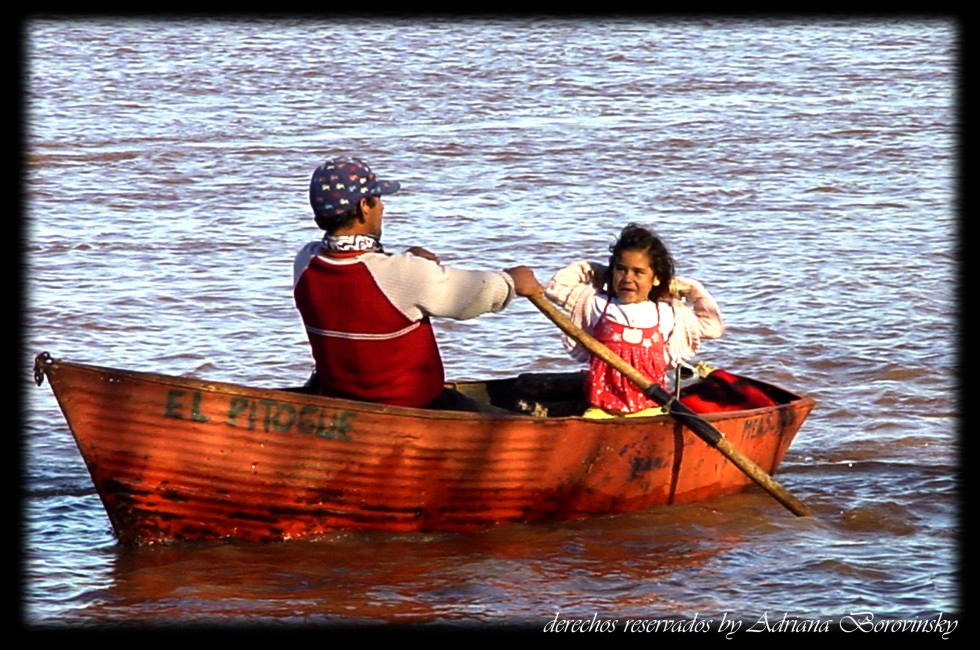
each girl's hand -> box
[588,262,608,290]
[669,277,694,299]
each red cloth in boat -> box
[680,368,779,413]
[587,302,671,414]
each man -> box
[294,156,542,410]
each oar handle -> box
[528,293,814,517]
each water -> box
[22,17,959,633]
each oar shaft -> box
[528,293,814,517]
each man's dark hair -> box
[314,196,380,234]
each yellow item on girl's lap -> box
[582,405,666,419]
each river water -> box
[23,17,960,635]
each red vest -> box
[294,253,445,407]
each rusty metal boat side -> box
[34,352,815,545]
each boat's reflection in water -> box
[87,497,775,626]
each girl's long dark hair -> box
[605,223,675,301]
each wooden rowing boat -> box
[33,351,815,545]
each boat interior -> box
[449,369,801,418]
[290,368,801,418]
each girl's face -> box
[612,249,658,304]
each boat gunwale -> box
[35,352,816,423]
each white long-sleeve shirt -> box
[294,241,517,322]
[544,260,724,367]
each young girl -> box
[545,223,725,418]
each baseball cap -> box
[309,157,401,217]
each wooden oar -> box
[528,292,814,517]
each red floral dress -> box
[586,301,671,414]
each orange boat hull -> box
[34,352,814,545]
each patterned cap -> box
[309,157,401,217]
